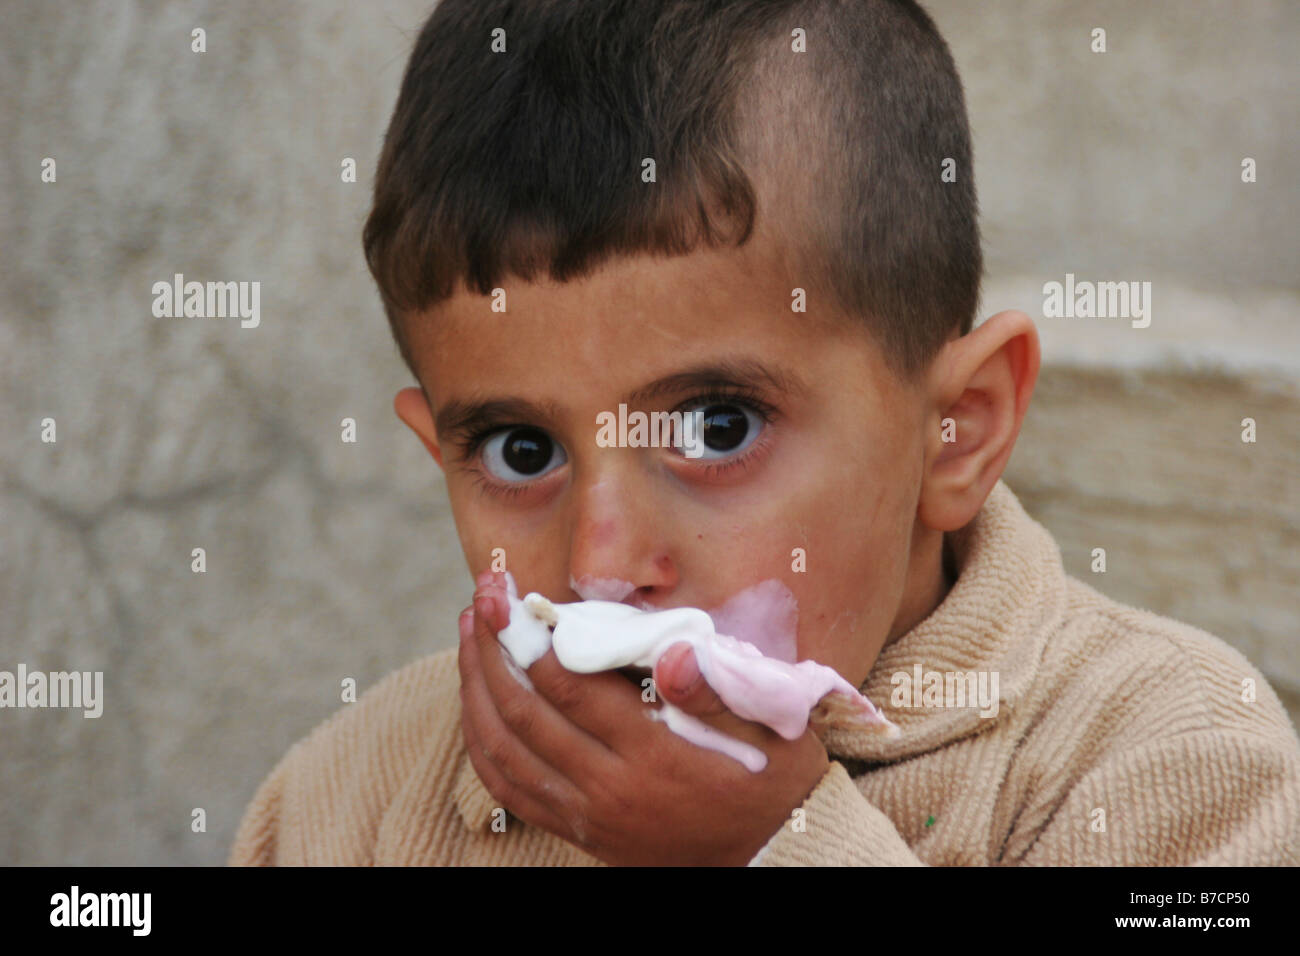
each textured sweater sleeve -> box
[227,752,290,866]
[1012,727,1300,866]
[748,760,926,866]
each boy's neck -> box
[883,529,956,648]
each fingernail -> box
[669,646,699,695]
[459,608,474,641]
[474,593,492,625]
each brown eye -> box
[700,405,749,452]
[482,427,567,481]
[674,402,763,460]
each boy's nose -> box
[567,472,677,601]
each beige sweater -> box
[228,480,1300,865]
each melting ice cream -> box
[497,572,899,771]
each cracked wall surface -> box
[2,1,1296,865]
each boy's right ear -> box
[394,387,444,469]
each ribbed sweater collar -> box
[826,478,1065,763]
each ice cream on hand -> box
[496,571,899,772]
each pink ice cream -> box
[497,572,898,771]
[702,579,800,664]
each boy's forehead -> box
[406,235,905,442]
[406,225,883,415]
[416,257,770,402]
[499,238,774,311]
[417,233,834,363]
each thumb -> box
[653,642,728,718]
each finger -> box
[648,641,800,761]
[653,642,729,718]
[459,598,599,820]
[473,576,652,763]
[523,647,670,758]
[459,690,590,847]
[459,603,593,841]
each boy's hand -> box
[458,571,831,866]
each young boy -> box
[229,0,1300,866]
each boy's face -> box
[399,238,946,691]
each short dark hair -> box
[363,0,981,380]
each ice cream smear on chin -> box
[497,571,899,772]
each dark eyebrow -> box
[625,359,810,406]
[436,397,563,442]
[435,359,807,440]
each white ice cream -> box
[496,571,899,771]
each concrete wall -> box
[2,0,1295,864]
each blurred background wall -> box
[2,0,1296,864]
